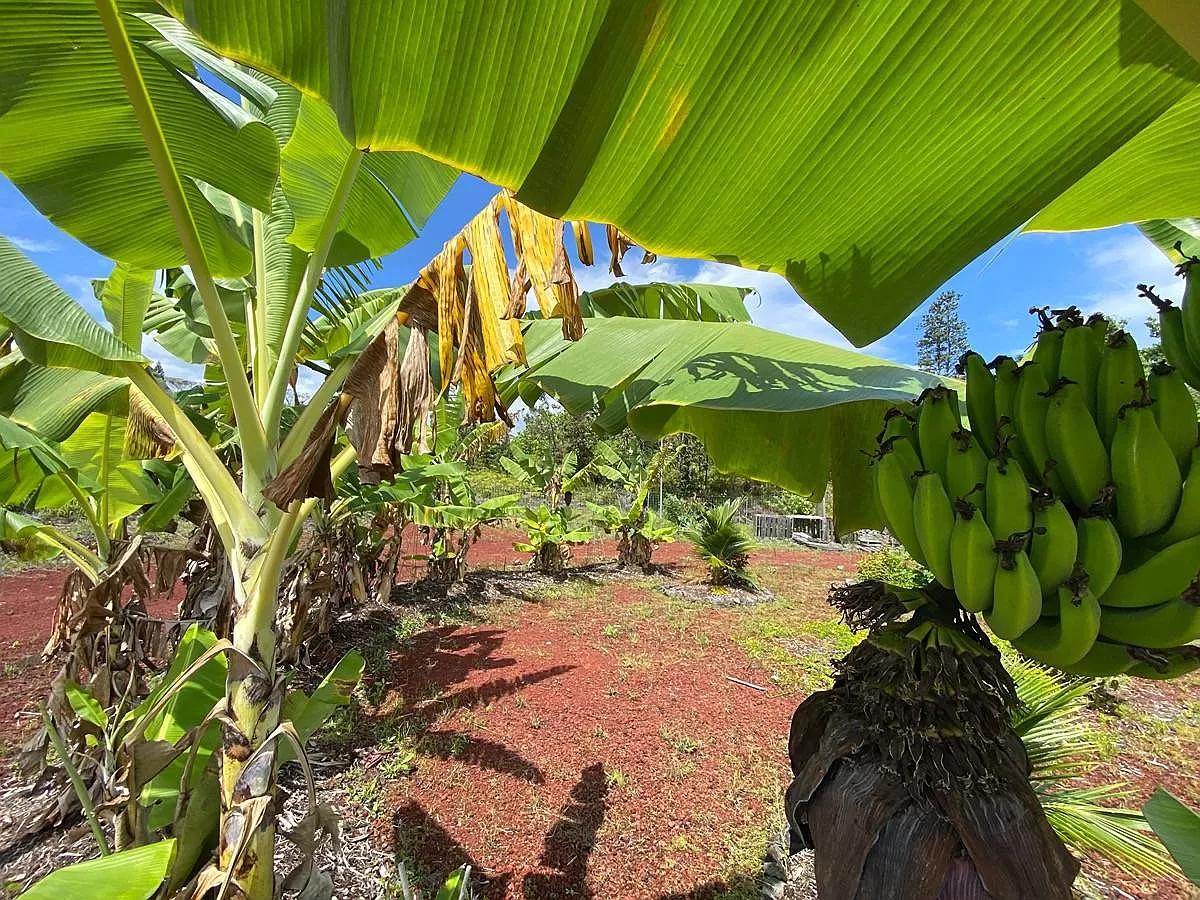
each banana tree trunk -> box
[536,542,568,575]
[216,560,284,898]
[617,531,653,572]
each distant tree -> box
[513,401,646,472]
[1103,315,1129,342]
[915,290,969,376]
[1142,315,1165,365]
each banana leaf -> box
[153,1,1199,346]
[578,282,751,323]
[0,1,278,277]
[18,839,176,900]
[501,317,944,534]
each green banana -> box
[1098,586,1200,648]
[1144,285,1200,390]
[915,386,960,481]
[1012,360,1062,492]
[985,443,1032,545]
[913,472,955,589]
[1012,572,1100,667]
[945,429,988,503]
[1148,361,1197,472]
[1057,317,1102,417]
[1098,531,1200,608]
[959,351,997,453]
[950,498,996,613]
[1044,379,1110,510]
[1148,445,1200,548]
[1029,490,1077,595]
[1110,385,1181,539]
[992,356,1021,447]
[1057,638,1135,677]
[1029,308,1063,384]
[1179,255,1200,364]
[1075,513,1122,598]
[1126,645,1200,680]
[985,539,1042,640]
[889,434,923,481]
[873,438,926,566]
[1095,330,1144,446]
[878,406,918,446]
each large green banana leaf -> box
[37,412,163,522]
[1028,92,1200,232]
[502,317,944,533]
[0,353,126,442]
[152,1,1199,346]
[1139,219,1200,263]
[578,282,750,323]
[97,265,157,352]
[18,839,176,900]
[0,1,278,277]
[235,76,456,370]
[0,237,144,374]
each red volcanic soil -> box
[0,565,181,756]
[369,587,800,899]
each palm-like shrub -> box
[1007,653,1178,881]
[685,498,756,587]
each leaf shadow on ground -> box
[319,609,570,786]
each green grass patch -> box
[732,604,861,691]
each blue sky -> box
[2,170,1182,390]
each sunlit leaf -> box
[503,317,944,533]
[1144,789,1200,885]
[157,0,1200,345]
[18,839,176,900]
[0,2,279,276]
[0,237,144,375]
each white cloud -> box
[294,366,324,401]
[58,274,105,319]
[9,235,57,253]
[1075,232,1179,343]
[140,333,204,383]
[689,260,901,360]
[573,254,691,294]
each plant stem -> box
[261,149,364,445]
[93,0,270,499]
[40,703,110,856]
[251,206,272,405]
[122,364,264,548]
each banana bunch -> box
[1143,249,1200,391]
[872,304,1200,680]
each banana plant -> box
[514,504,592,575]
[0,5,457,891]
[586,442,681,571]
[4,5,1188,895]
[499,443,597,509]
[415,494,519,585]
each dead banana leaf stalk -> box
[268,191,648,505]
